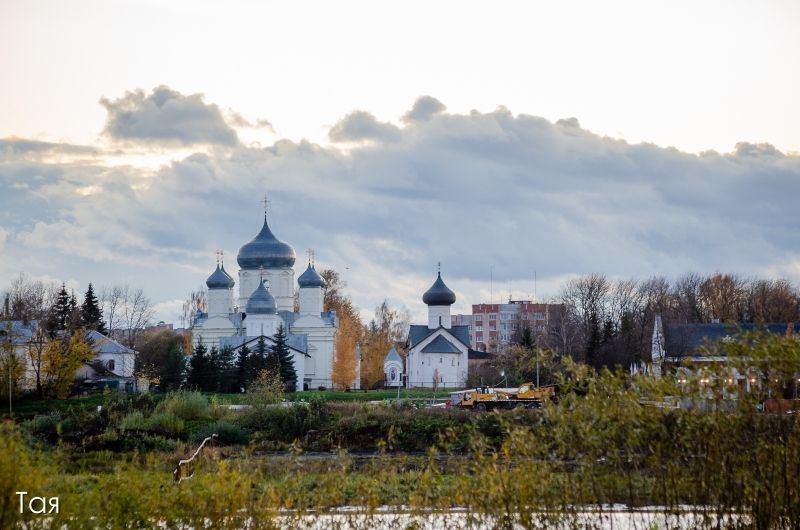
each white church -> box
[385,271,471,388]
[191,213,338,391]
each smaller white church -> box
[387,271,471,388]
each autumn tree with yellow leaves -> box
[41,330,94,398]
[321,269,363,390]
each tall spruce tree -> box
[272,324,296,390]
[218,346,237,393]
[187,341,208,390]
[47,283,72,335]
[160,344,185,391]
[80,283,106,333]
[235,344,252,391]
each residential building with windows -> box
[453,300,564,352]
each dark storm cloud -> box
[3,96,800,319]
[99,86,239,146]
[402,96,446,123]
[329,111,401,143]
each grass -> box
[7,387,456,420]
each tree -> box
[159,345,185,391]
[331,298,361,390]
[585,311,601,368]
[235,344,252,391]
[101,284,154,346]
[700,272,746,323]
[135,329,184,387]
[320,268,364,390]
[271,325,296,391]
[0,322,25,403]
[26,325,48,398]
[186,341,208,390]
[41,330,94,399]
[80,283,106,333]
[361,300,409,389]
[47,284,72,335]
[3,273,58,322]
[246,369,283,407]
[181,287,207,329]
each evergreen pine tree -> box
[252,336,272,377]
[47,283,71,335]
[585,311,602,368]
[218,346,237,393]
[160,344,185,391]
[207,346,222,392]
[235,344,251,391]
[187,341,208,390]
[80,283,106,334]
[272,324,296,390]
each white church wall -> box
[298,287,323,315]
[207,288,233,317]
[406,329,467,389]
[427,305,452,329]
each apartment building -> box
[452,300,563,352]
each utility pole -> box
[536,347,541,388]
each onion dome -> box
[237,216,296,269]
[298,264,326,288]
[245,280,277,315]
[206,264,235,290]
[422,272,456,306]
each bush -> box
[119,411,147,431]
[144,412,185,436]
[190,420,249,445]
[156,391,209,421]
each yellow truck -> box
[454,383,555,411]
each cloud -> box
[226,111,275,133]
[329,110,401,143]
[3,95,800,325]
[402,95,446,123]
[100,86,239,146]
[0,137,98,160]
[734,141,784,158]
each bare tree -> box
[101,285,125,332]
[26,324,48,398]
[122,287,155,348]
[700,273,747,323]
[746,278,798,323]
[4,273,58,322]
[101,284,154,347]
[181,287,207,328]
[672,272,705,323]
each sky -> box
[1,0,799,325]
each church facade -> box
[402,272,470,388]
[191,214,338,390]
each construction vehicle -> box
[454,382,556,411]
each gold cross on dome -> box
[307,248,315,266]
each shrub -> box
[246,370,283,408]
[144,412,185,436]
[119,411,147,432]
[156,391,208,421]
[190,420,249,445]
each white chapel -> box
[191,212,338,390]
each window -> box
[108,359,115,371]
[440,357,443,363]
[489,314,496,320]
[476,325,483,331]
[451,359,455,366]
[501,323,507,330]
